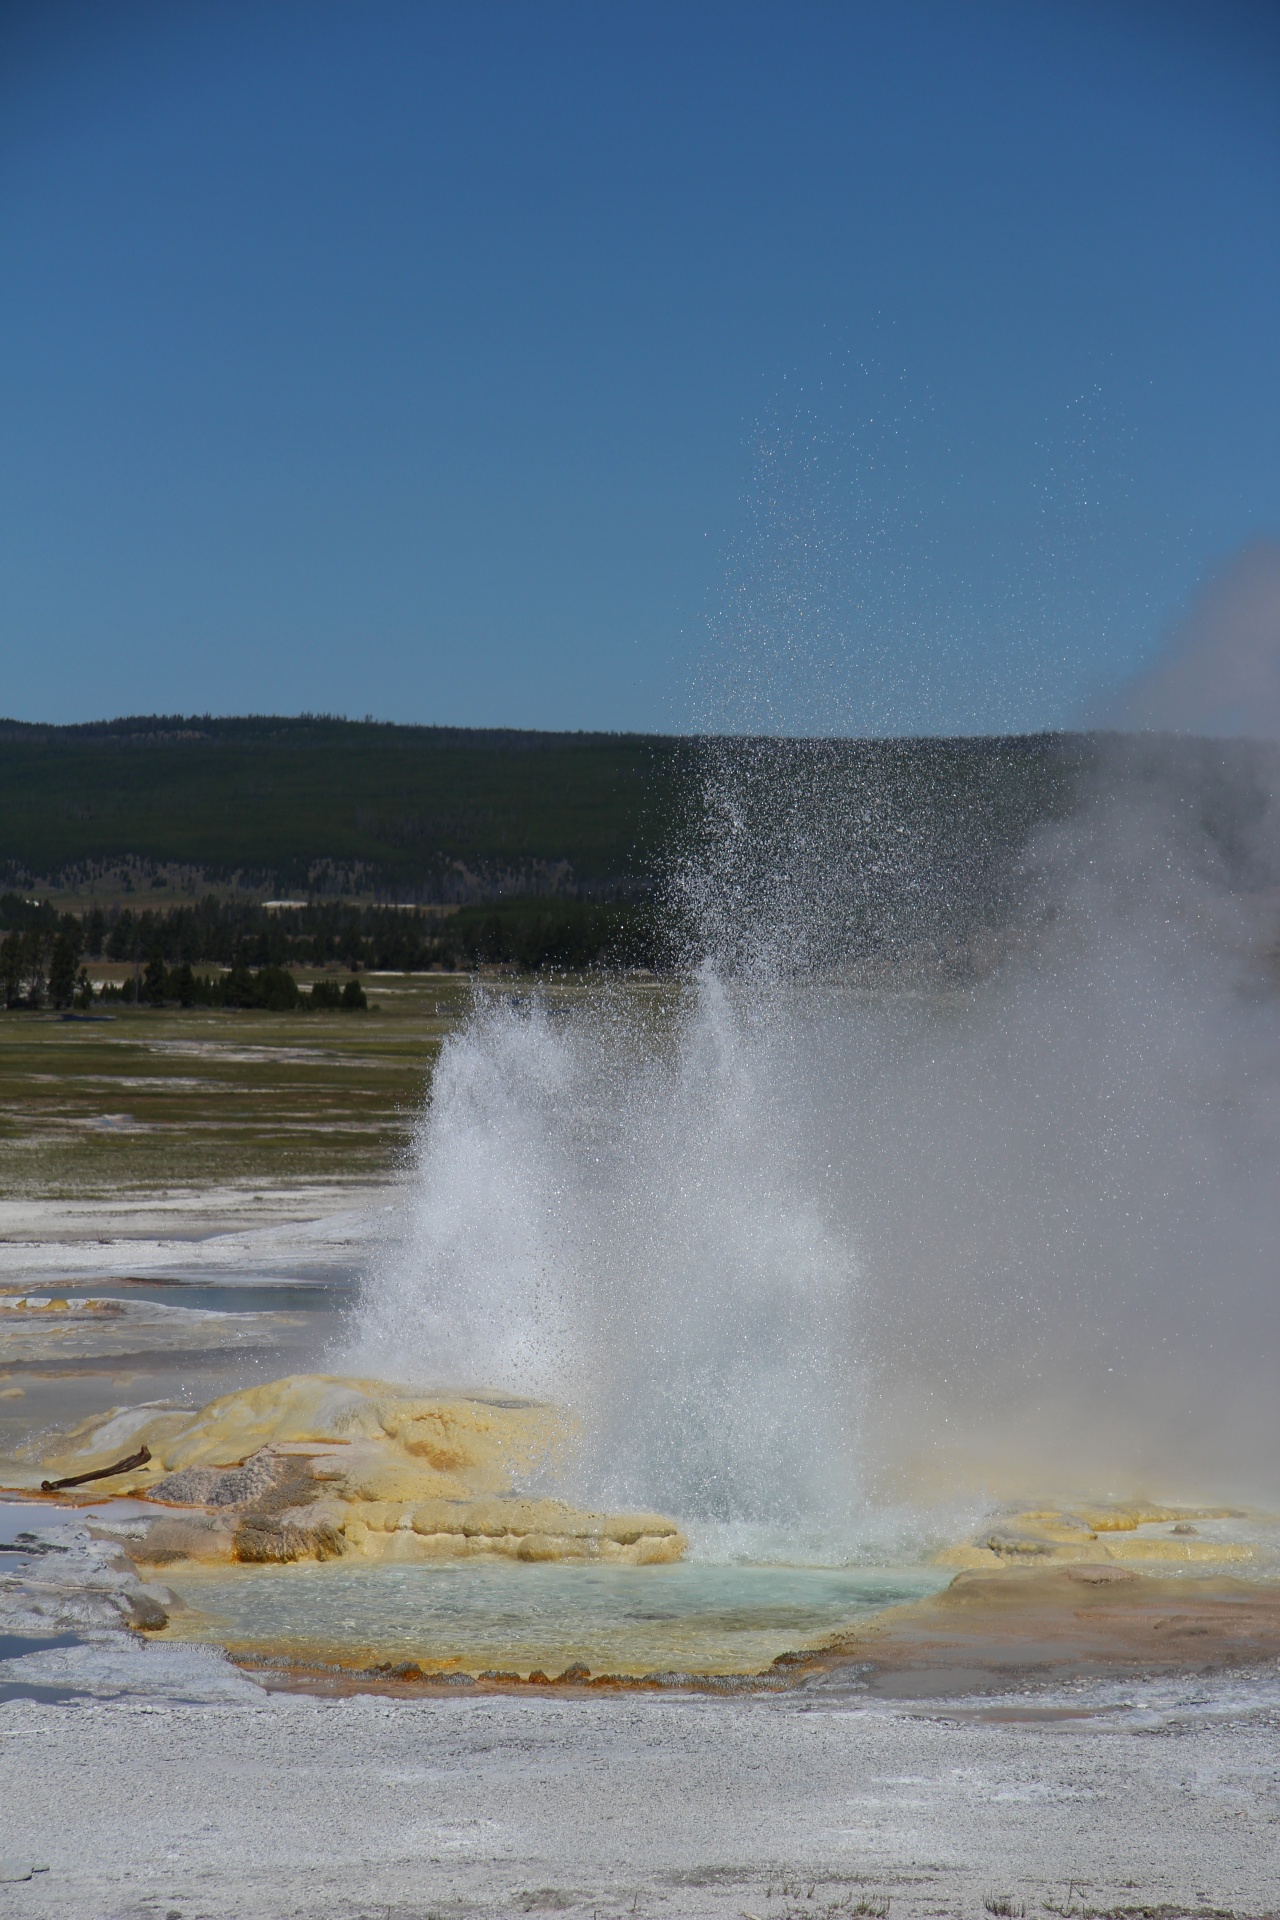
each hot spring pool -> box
[161,1558,951,1679]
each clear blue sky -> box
[1,0,1277,734]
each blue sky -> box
[1,0,1277,734]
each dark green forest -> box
[0,715,685,900]
[2,717,1275,1007]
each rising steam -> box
[1108,536,1280,740]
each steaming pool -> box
[159,1558,952,1680]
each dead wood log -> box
[41,1445,151,1492]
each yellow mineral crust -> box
[1,1372,687,1570]
[934,1501,1258,1572]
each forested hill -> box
[0,716,1273,917]
[0,716,688,901]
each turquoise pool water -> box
[165,1557,950,1678]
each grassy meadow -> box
[0,974,479,1199]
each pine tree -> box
[1,932,22,1009]
[142,950,167,1006]
[106,910,136,962]
[19,929,48,1007]
[47,934,77,1010]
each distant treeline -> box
[2,723,1275,1004]
[99,961,369,1013]
[0,893,668,1010]
[0,715,683,901]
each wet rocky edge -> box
[0,1511,180,1638]
[0,1500,214,1705]
[231,1650,805,1697]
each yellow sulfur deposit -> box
[933,1501,1258,1572]
[1,1372,686,1571]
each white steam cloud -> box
[1110,536,1280,739]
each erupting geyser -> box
[353,730,1280,1552]
[354,966,862,1552]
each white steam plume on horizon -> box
[1106,536,1280,741]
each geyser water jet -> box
[356,964,864,1551]
[354,729,1280,1551]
